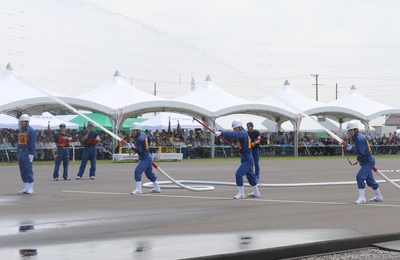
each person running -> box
[76,121,101,180]
[345,121,383,204]
[125,122,161,195]
[246,122,261,182]
[17,114,37,194]
[215,119,260,199]
[53,123,72,181]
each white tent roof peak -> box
[173,75,250,112]
[284,80,290,86]
[6,63,13,70]
[306,84,400,122]
[0,65,66,108]
[257,81,323,113]
[76,70,165,109]
[113,70,121,77]
[324,85,395,117]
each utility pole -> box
[190,73,195,91]
[311,74,319,101]
[335,83,338,100]
[154,82,157,115]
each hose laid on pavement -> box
[150,162,214,191]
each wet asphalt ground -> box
[1,158,400,259]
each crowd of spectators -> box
[1,127,399,162]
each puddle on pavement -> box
[0,228,363,259]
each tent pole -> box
[294,117,299,157]
[210,118,215,159]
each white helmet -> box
[347,121,358,131]
[19,114,30,122]
[232,119,243,129]
[131,122,142,131]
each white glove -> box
[346,144,352,151]
[28,154,34,163]
[125,143,132,149]
[215,131,221,137]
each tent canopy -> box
[141,112,203,132]
[257,80,323,114]
[306,85,400,122]
[76,70,165,110]
[215,114,269,132]
[0,63,69,115]
[0,113,18,129]
[173,75,251,113]
[69,113,146,131]
[0,112,79,130]
[263,117,375,134]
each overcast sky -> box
[1,0,400,114]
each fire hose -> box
[340,139,400,190]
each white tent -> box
[281,117,340,133]
[342,120,375,133]
[256,80,324,115]
[0,63,70,115]
[304,85,397,135]
[0,112,79,130]
[261,116,338,133]
[76,70,166,111]
[215,114,269,132]
[55,114,79,122]
[141,112,203,132]
[0,113,18,129]
[173,75,250,113]
[263,117,374,134]
[306,85,400,122]
[30,112,79,130]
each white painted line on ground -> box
[63,190,232,200]
[63,190,400,208]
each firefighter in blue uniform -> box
[247,122,261,182]
[76,121,101,180]
[346,121,383,204]
[53,123,72,180]
[17,114,37,194]
[125,122,161,195]
[215,119,260,199]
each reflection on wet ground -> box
[2,160,400,259]
[19,249,38,257]
[19,224,34,232]
[0,228,363,259]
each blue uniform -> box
[17,125,36,183]
[132,132,157,182]
[248,129,261,181]
[77,130,99,178]
[53,132,71,179]
[221,128,257,186]
[349,131,379,190]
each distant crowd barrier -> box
[1,144,398,163]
